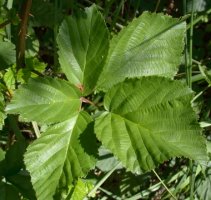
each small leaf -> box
[0,93,6,130]
[69,179,94,200]
[6,77,81,124]
[24,111,97,200]
[97,12,186,91]
[95,77,207,173]
[0,41,16,70]
[57,4,109,95]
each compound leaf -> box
[6,77,81,124]
[24,111,97,200]
[57,4,109,95]
[95,77,207,173]
[97,12,186,91]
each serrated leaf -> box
[24,112,97,200]
[95,77,207,173]
[0,41,16,70]
[57,4,109,95]
[70,179,94,200]
[97,12,186,91]
[5,77,81,124]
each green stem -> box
[192,70,211,83]
[186,8,211,30]
[87,162,121,197]
[155,0,161,12]
[188,1,194,88]
[6,0,13,40]
[152,170,177,200]
[32,121,41,138]
[54,0,59,69]
[188,1,195,200]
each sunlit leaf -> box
[95,77,207,173]
[97,12,186,91]
[57,4,109,95]
[6,77,81,124]
[24,111,97,200]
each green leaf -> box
[70,179,94,200]
[5,77,81,124]
[57,4,109,95]
[24,111,97,200]
[95,77,207,173]
[0,149,5,162]
[6,171,36,200]
[97,12,186,91]
[96,146,122,172]
[0,41,16,70]
[0,93,6,130]
[31,0,63,28]
[196,166,211,200]
[0,181,20,200]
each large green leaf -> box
[97,12,186,91]
[95,77,207,173]
[57,4,109,95]
[5,77,81,124]
[0,41,16,70]
[24,111,97,200]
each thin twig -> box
[0,20,11,29]
[16,0,32,70]
[32,121,41,138]
[153,169,177,200]
[155,0,161,12]
[87,163,121,197]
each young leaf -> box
[5,77,81,124]
[57,4,109,95]
[24,112,97,200]
[97,12,186,91]
[95,77,207,173]
[0,41,16,70]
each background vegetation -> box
[0,0,211,199]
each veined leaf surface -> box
[24,111,96,200]
[6,77,81,124]
[95,77,207,173]
[97,12,186,91]
[57,4,109,95]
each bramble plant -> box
[0,1,210,200]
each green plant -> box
[0,1,210,199]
